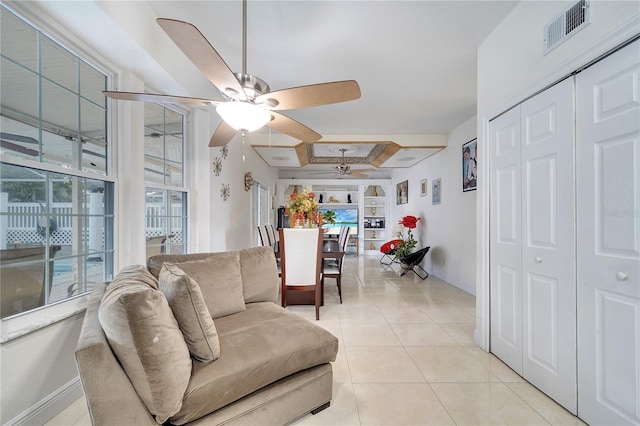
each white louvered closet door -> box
[576,39,640,426]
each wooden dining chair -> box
[279,228,324,320]
[322,226,350,304]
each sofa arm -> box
[75,282,156,426]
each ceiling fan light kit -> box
[103,0,361,148]
[216,101,271,132]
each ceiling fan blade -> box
[104,91,220,107]
[268,112,321,142]
[308,171,337,175]
[348,171,369,178]
[256,80,361,110]
[209,121,238,147]
[157,18,245,99]
[352,168,377,173]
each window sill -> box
[0,294,90,343]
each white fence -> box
[2,202,184,246]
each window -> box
[0,6,108,174]
[145,189,187,256]
[0,5,113,321]
[144,102,187,256]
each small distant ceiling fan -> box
[103,0,361,147]
[312,148,377,178]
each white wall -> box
[474,0,640,349]
[208,129,280,252]
[0,313,85,424]
[391,116,477,295]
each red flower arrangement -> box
[394,215,421,259]
[400,215,420,229]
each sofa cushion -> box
[159,264,221,362]
[147,253,213,279]
[169,302,339,425]
[98,265,191,424]
[238,246,279,303]
[166,252,246,319]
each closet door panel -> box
[490,107,523,374]
[521,78,577,413]
[576,39,640,426]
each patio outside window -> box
[144,102,187,257]
[0,5,114,319]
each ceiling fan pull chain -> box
[242,0,247,75]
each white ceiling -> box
[27,0,519,178]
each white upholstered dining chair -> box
[278,228,324,320]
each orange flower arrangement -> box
[285,190,322,227]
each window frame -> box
[143,100,189,256]
[0,3,118,341]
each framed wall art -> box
[462,138,477,192]
[420,179,428,197]
[432,178,441,205]
[396,180,408,205]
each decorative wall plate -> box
[221,183,230,201]
[244,171,254,191]
[213,157,222,176]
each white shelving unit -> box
[362,185,388,254]
[276,180,391,255]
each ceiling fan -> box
[103,1,361,147]
[311,148,377,178]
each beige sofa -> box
[75,247,338,425]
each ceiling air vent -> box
[543,0,590,55]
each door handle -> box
[535,256,542,263]
[616,272,629,281]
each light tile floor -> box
[46,255,585,426]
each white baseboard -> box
[6,377,83,426]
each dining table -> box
[274,239,345,306]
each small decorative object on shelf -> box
[329,196,339,203]
[347,194,352,203]
[373,186,378,196]
[370,242,376,250]
[319,194,323,203]
[220,183,230,201]
[371,207,377,215]
[393,215,421,259]
[371,199,376,205]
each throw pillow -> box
[238,246,279,303]
[159,263,221,362]
[98,265,191,424]
[166,252,245,319]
